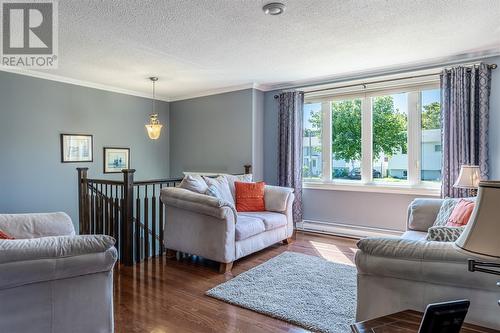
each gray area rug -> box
[206,251,357,333]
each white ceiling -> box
[10,0,500,100]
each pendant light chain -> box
[152,79,156,115]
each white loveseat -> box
[0,213,117,333]
[355,198,500,330]
[160,185,295,272]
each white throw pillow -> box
[178,175,208,194]
[223,174,253,201]
[203,176,235,206]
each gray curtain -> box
[278,91,304,224]
[441,63,492,198]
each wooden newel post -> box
[122,169,135,266]
[77,168,89,235]
[244,164,252,175]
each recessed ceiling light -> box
[263,2,285,15]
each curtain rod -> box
[273,63,497,99]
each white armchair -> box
[160,185,295,273]
[355,199,500,330]
[0,213,117,333]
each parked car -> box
[348,168,381,179]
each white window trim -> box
[303,181,441,196]
[303,79,441,195]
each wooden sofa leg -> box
[219,262,233,274]
[165,249,177,259]
[282,237,293,245]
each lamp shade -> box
[145,124,162,140]
[453,165,480,189]
[145,113,163,140]
[455,181,500,258]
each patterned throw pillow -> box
[433,198,460,226]
[426,226,465,242]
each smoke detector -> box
[263,2,285,15]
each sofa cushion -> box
[238,212,287,231]
[235,215,265,241]
[401,230,428,241]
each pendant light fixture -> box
[145,76,163,140]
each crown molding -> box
[260,49,500,92]
[0,66,171,102]
[2,49,498,102]
[168,82,266,102]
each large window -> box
[303,80,441,191]
[331,99,362,181]
[421,89,442,183]
[303,102,322,179]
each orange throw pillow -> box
[446,199,475,227]
[235,181,266,212]
[0,230,14,240]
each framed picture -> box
[60,134,93,163]
[103,147,130,173]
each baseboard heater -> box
[297,219,404,239]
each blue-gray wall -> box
[169,89,254,178]
[263,55,500,231]
[0,71,170,228]
[252,89,265,181]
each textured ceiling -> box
[23,1,500,100]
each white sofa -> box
[355,198,500,330]
[160,185,295,272]
[0,213,117,333]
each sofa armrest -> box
[357,237,470,262]
[0,212,75,239]
[0,235,115,264]
[0,235,116,290]
[264,185,294,213]
[407,199,443,232]
[160,187,236,220]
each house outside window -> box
[302,76,441,194]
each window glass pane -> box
[331,99,362,181]
[373,93,408,183]
[421,89,442,183]
[303,102,322,179]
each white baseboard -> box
[297,219,404,239]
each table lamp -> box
[455,181,500,307]
[453,165,480,196]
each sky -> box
[303,88,441,130]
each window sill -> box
[303,181,441,196]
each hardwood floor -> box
[113,232,358,333]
